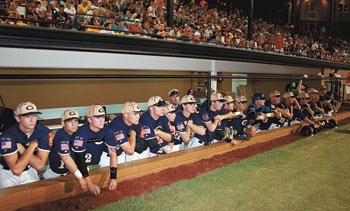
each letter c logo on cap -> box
[98,108,104,113]
[69,111,76,115]
[26,105,34,110]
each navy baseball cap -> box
[252,93,265,101]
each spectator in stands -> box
[154,23,168,38]
[64,2,76,22]
[53,4,70,29]
[129,18,144,33]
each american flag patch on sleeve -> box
[73,140,83,147]
[1,141,11,149]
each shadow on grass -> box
[335,129,350,134]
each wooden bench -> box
[1,111,349,210]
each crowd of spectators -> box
[0,0,349,63]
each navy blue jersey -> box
[247,103,267,114]
[194,107,225,142]
[171,111,204,144]
[319,94,330,102]
[109,116,135,156]
[174,104,182,113]
[265,100,286,126]
[158,115,175,134]
[301,104,313,118]
[0,123,52,170]
[72,124,117,166]
[48,128,74,174]
[227,109,249,136]
[135,111,168,154]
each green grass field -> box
[95,124,350,211]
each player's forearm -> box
[157,130,172,142]
[60,154,79,174]
[179,131,189,143]
[107,147,117,168]
[190,124,206,136]
[10,145,37,176]
[29,151,49,171]
[205,121,218,133]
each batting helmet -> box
[300,125,314,136]
[328,119,338,128]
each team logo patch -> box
[26,105,34,110]
[242,120,248,126]
[168,122,174,132]
[48,132,53,147]
[177,124,184,130]
[116,133,125,141]
[61,143,69,151]
[74,140,83,147]
[1,141,11,149]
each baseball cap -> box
[269,90,281,97]
[91,5,98,10]
[283,92,295,98]
[307,88,319,94]
[236,96,247,103]
[168,89,180,97]
[252,93,265,101]
[135,18,140,22]
[224,96,234,103]
[148,96,167,107]
[16,102,42,116]
[62,110,79,121]
[121,102,142,113]
[319,85,327,90]
[298,93,310,99]
[181,95,196,104]
[211,93,225,102]
[164,104,178,113]
[87,104,105,117]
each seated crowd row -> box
[0,0,349,63]
[0,85,341,194]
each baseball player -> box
[279,91,314,125]
[264,90,285,129]
[72,104,118,191]
[318,86,333,117]
[43,110,100,194]
[168,89,182,112]
[308,88,324,118]
[108,102,141,164]
[171,95,206,150]
[157,104,179,152]
[0,102,52,188]
[189,93,229,148]
[247,93,278,132]
[298,93,322,127]
[132,96,171,159]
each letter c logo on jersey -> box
[26,105,34,111]
[242,120,248,126]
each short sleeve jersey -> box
[72,124,117,166]
[135,111,168,154]
[0,123,52,170]
[228,109,249,135]
[109,116,135,156]
[48,127,74,174]
[171,111,204,143]
[194,108,219,142]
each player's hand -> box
[107,179,117,191]
[78,178,87,190]
[17,143,26,155]
[87,181,101,195]
[187,120,193,126]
